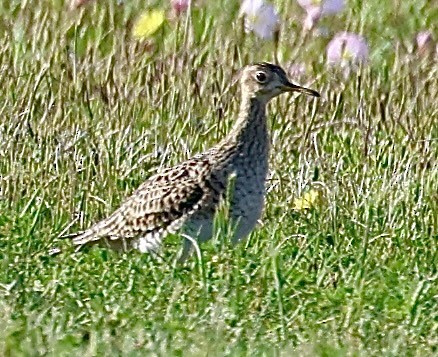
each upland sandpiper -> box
[67,62,319,260]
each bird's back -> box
[71,152,220,251]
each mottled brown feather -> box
[71,155,215,249]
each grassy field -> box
[0,0,437,355]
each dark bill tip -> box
[282,82,320,97]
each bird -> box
[66,62,320,260]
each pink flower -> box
[416,31,433,48]
[297,0,344,15]
[287,62,307,79]
[415,30,435,57]
[171,0,190,15]
[327,32,369,66]
[240,0,280,40]
[297,0,344,30]
[302,6,322,31]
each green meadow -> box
[0,0,437,355]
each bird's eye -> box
[255,71,268,83]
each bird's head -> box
[237,62,320,101]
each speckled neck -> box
[227,95,268,151]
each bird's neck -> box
[226,96,268,147]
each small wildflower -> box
[302,6,322,31]
[287,62,307,79]
[298,0,344,30]
[327,32,369,67]
[415,30,435,57]
[297,0,344,15]
[240,0,280,40]
[132,10,166,39]
[171,0,190,15]
[293,189,319,211]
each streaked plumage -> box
[67,63,319,259]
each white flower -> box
[240,0,280,40]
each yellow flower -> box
[132,10,166,39]
[292,189,319,211]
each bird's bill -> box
[281,82,320,97]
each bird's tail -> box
[62,210,124,246]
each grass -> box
[0,0,437,355]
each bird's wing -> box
[69,157,216,252]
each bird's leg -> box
[177,238,193,263]
[178,233,202,263]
